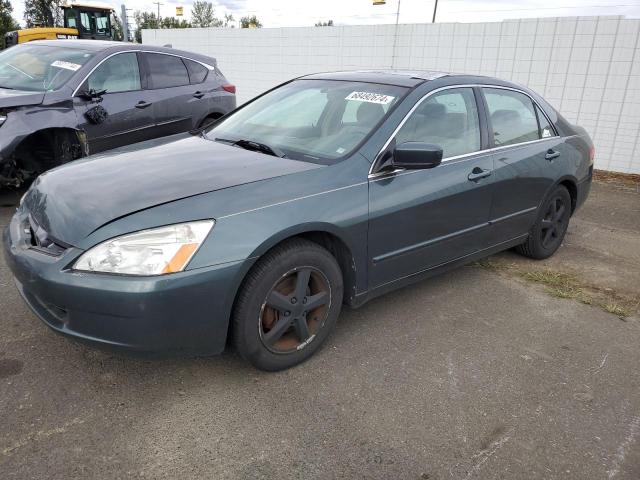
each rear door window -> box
[143,53,190,89]
[483,88,541,146]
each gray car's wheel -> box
[516,185,572,259]
[232,238,343,371]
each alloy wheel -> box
[259,267,331,354]
[540,196,567,249]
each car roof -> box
[300,70,519,89]
[24,40,217,65]
[28,39,124,51]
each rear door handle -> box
[193,91,205,99]
[545,149,561,161]
[135,101,152,109]
[468,167,492,182]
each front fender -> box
[0,101,81,162]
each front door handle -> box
[468,167,492,182]
[545,149,561,161]
[193,91,205,99]
[135,101,152,109]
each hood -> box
[24,133,322,246]
[0,88,45,108]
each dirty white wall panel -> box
[143,16,640,174]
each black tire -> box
[516,185,572,259]
[199,115,221,130]
[232,238,344,371]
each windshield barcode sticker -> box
[345,91,395,104]
[51,60,82,71]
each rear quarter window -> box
[184,59,209,84]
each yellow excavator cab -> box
[61,1,115,40]
[3,1,115,49]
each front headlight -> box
[73,220,214,275]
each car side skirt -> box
[349,234,529,308]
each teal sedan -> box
[3,71,593,370]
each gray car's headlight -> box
[74,220,214,275]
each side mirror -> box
[78,88,106,100]
[393,142,443,170]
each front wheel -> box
[516,185,572,259]
[232,239,344,371]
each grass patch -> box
[519,270,583,299]
[475,258,638,320]
[601,302,633,319]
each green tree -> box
[24,0,62,27]
[191,1,216,28]
[240,15,262,28]
[222,13,234,27]
[161,16,191,29]
[112,12,124,41]
[133,11,158,43]
[0,0,20,39]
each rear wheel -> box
[232,239,343,371]
[199,114,222,129]
[516,185,571,259]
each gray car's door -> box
[74,52,156,154]
[368,87,495,288]
[141,52,206,137]
[481,87,564,241]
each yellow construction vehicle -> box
[4,1,116,49]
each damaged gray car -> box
[0,40,236,186]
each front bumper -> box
[3,213,244,355]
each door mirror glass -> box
[393,142,443,169]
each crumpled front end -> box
[0,95,85,187]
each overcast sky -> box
[11,0,640,28]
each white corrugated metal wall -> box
[143,16,640,174]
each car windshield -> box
[0,44,95,92]
[205,79,407,163]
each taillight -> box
[589,146,595,162]
[222,84,236,94]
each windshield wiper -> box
[215,137,287,158]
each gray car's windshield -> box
[205,79,407,163]
[0,44,95,92]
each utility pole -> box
[373,0,402,69]
[432,0,439,23]
[390,0,401,69]
[153,1,163,28]
[121,5,128,41]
